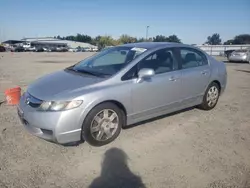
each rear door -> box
[176,47,211,104]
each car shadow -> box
[124,107,195,130]
[61,140,84,147]
[235,69,250,74]
[88,147,146,188]
[223,60,249,64]
[63,107,195,147]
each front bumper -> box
[17,94,84,144]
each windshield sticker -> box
[131,47,147,53]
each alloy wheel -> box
[206,86,219,107]
[90,109,119,141]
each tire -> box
[81,102,124,146]
[199,82,220,110]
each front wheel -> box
[82,102,124,146]
[199,82,220,110]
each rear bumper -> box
[228,56,248,62]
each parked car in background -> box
[228,48,250,63]
[35,47,45,52]
[91,47,98,52]
[25,46,36,52]
[18,42,227,147]
[14,46,25,52]
[84,47,92,52]
[23,42,32,50]
[76,48,85,52]
[43,47,50,52]
[46,47,53,52]
[54,47,68,52]
[50,47,57,52]
[0,46,6,52]
[60,47,68,52]
[68,48,77,52]
[224,49,235,58]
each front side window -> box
[72,46,147,77]
[138,48,178,74]
[180,48,208,69]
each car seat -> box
[183,53,197,68]
[154,51,173,73]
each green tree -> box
[98,36,116,49]
[153,35,181,43]
[153,35,168,42]
[224,34,250,45]
[167,35,181,43]
[92,36,101,45]
[65,35,75,41]
[118,34,137,44]
[206,33,222,45]
[137,37,146,42]
[233,34,250,44]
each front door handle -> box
[201,70,208,75]
[169,76,178,81]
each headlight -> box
[39,100,83,111]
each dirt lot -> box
[0,52,250,188]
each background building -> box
[2,37,97,49]
[22,37,97,49]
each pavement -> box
[0,52,250,188]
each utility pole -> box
[146,26,150,41]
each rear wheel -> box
[81,102,124,146]
[199,82,220,110]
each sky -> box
[0,0,249,44]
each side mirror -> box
[137,68,155,83]
[120,51,127,55]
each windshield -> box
[72,46,147,76]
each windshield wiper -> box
[66,66,104,77]
[76,69,102,77]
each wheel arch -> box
[81,99,128,127]
[97,100,127,117]
[211,80,221,93]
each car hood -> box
[27,70,106,101]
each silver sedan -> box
[228,48,250,63]
[17,42,227,146]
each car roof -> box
[120,42,190,49]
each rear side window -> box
[180,48,208,69]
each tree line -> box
[54,33,250,48]
[205,33,250,45]
[54,34,182,49]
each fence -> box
[196,44,250,56]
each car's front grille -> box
[25,92,43,108]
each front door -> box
[130,48,182,121]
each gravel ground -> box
[0,52,250,188]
